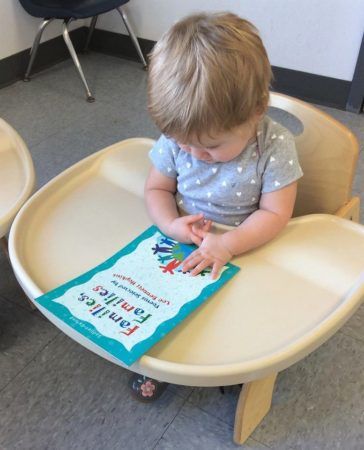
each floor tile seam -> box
[151,388,195,450]
[250,438,273,449]
[170,390,191,400]
[0,332,60,395]
[185,395,234,428]
[181,398,273,449]
[29,127,73,150]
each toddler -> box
[130,11,303,401]
[146,12,303,279]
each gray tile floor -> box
[0,53,363,450]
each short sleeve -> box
[148,134,178,178]
[261,131,303,193]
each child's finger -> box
[184,213,204,224]
[211,261,223,280]
[202,220,212,232]
[182,257,200,272]
[182,250,202,271]
[190,259,212,277]
[191,224,208,239]
[190,233,202,246]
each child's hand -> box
[191,219,212,238]
[191,217,212,245]
[166,214,211,245]
[182,231,233,279]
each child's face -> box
[177,120,258,163]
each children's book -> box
[35,226,240,365]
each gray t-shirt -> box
[149,116,303,226]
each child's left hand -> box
[182,231,233,279]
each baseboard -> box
[0,26,358,111]
[270,66,351,110]
[0,26,88,89]
[90,28,154,62]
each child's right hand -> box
[166,213,211,245]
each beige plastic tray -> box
[0,118,35,237]
[9,138,364,386]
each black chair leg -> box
[62,19,95,102]
[24,18,54,81]
[117,6,147,68]
[84,16,98,53]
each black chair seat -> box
[19,0,129,19]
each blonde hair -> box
[147,12,273,142]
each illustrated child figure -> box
[129,11,303,401]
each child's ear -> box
[249,110,264,128]
[254,105,266,120]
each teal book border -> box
[35,226,240,366]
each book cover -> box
[35,226,240,365]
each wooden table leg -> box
[234,373,277,445]
[335,196,360,222]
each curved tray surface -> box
[0,118,35,237]
[9,138,364,386]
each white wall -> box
[0,1,84,60]
[97,0,364,81]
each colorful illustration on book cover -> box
[153,235,211,276]
[35,226,239,366]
